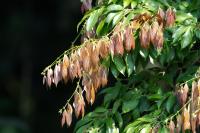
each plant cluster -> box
[41,0,200,132]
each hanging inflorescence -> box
[41,7,175,127]
[166,79,200,133]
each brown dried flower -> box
[168,120,175,133]
[157,8,165,24]
[183,106,191,131]
[150,21,159,45]
[47,68,53,87]
[176,114,182,133]
[165,8,176,27]
[139,22,150,49]
[113,33,124,56]
[99,40,109,58]
[73,91,85,118]
[124,26,135,52]
[62,55,69,83]
[54,64,62,86]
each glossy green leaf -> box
[74,117,92,132]
[103,85,120,106]
[166,94,176,113]
[124,11,135,25]
[106,118,114,128]
[75,121,92,133]
[131,1,137,8]
[181,26,193,49]
[123,0,132,7]
[96,19,105,36]
[101,55,110,68]
[195,29,200,39]
[77,11,92,31]
[140,124,151,133]
[176,12,194,23]
[139,97,150,113]
[94,107,107,113]
[106,4,123,12]
[112,99,122,114]
[122,98,139,113]
[86,8,104,31]
[112,11,124,27]
[139,49,149,59]
[115,112,123,128]
[172,26,187,43]
[106,12,118,24]
[111,61,120,78]
[125,53,135,77]
[113,55,126,75]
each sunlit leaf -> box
[86,7,104,31]
[113,55,126,75]
[125,53,135,77]
[181,26,193,49]
[112,11,124,27]
[123,0,132,7]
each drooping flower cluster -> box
[42,7,176,127]
[139,8,176,49]
[166,80,200,132]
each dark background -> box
[0,0,82,132]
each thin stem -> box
[169,98,191,120]
[179,75,200,86]
[63,79,81,109]
[41,45,81,75]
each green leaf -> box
[77,11,92,31]
[123,0,131,7]
[122,98,139,113]
[166,94,176,113]
[177,66,198,83]
[176,12,194,23]
[112,99,122,114]
[139,97,150,113]
[195,29,200,39]
[125,53,135,77]
[140,124,151,133]
[172,26,187,43]
[147,94,162,101]
[111,61,120,78]
[115,112,123,128]
[158,127,169,133]
[106,4,123,12]
[96,19,105,36]
[106,118,114,129]
[108,0,117,4]
[139,49,149,59]
[131,1,137,8]
[124,11,135,25]
[86,8,104,31]
[101,55,110,68]
[113,55,126,75]
[181,26,193,49]
[74,117,92,132]
[103,85,120,106]
[112,11,124,27]
[94,107,107,113]
[132,108,140,120]
[106,12,118,24]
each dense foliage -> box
[42,0,200,132]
